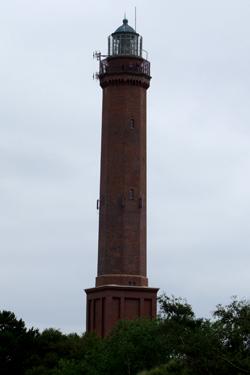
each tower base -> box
[85,285,158,337]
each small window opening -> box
[130,119,135,129]
[128,189,135,200]
[139,197,143,208]
[121,195,126,208]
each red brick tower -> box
[85,18,158,337]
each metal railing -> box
[99,59,150,76]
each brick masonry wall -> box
[97,56,151,287]
[86,285,158,337]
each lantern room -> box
[108,18,143,57]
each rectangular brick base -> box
[85,285,158,337]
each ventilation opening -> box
[129,281,136,286]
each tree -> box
[138,359,190,375]
[158,295,222,375]
[25,331,104,375]
[0,310,38,375]
[213,297,250,374]
[157,294,250,375]
[2,296,249,375]
[103,319,165,375]
[158,295,194,323]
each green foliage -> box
[213,297,250,374]
[103,319,165,375]
[26,331,104,375]
[49,359,85,375]
[0,310,38,375]
[158,295,194,322]
[138,359,190,375]
[157,295,221,374]
[1,295,249,375]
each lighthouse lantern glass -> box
[109,33,142,57]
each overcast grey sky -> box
[0,0,250,333]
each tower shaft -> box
[97,56,149,288]
[85,19,158,337]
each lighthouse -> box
[85,18,158,337]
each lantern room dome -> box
[113,18,137,34]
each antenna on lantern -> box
[93,51,101,61]
[92,51,107,81]
[92,72,99,81]
[135,7,137,31]
[93,51,107,61]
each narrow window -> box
[121,195,126,208]
[139,197,143,209]
[128,189,134,200]
[130,119,135,129]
